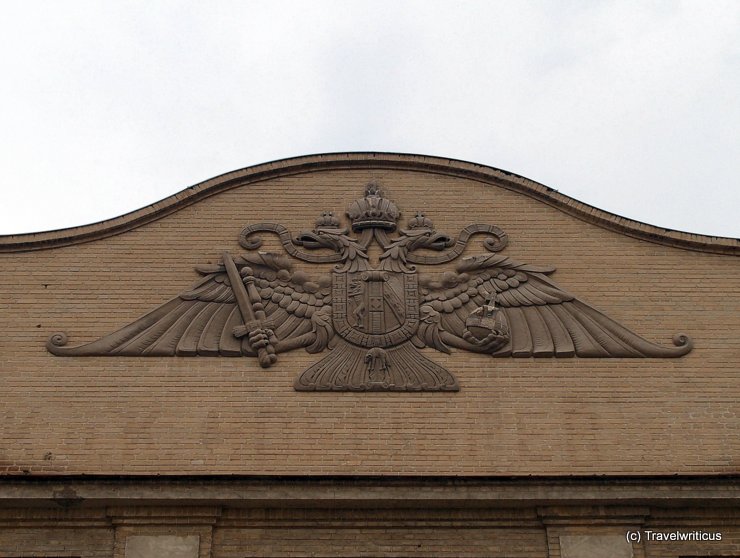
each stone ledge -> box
[0,476,737,509]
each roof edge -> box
[1,152,738,255]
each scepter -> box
[222,251,277,368]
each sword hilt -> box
[223,252,278,368]
[232,320,278,367]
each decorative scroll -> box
[239,223,345,263]
[406,223,509,264]
[48,182,693,392]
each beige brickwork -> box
[0,154,737,556]
[1,162,738,476]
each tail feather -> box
[294,341,459,392]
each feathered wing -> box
[417,254,692,358]
[47,253,333,357]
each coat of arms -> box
[48,183,692,391]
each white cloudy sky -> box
[1,1,738,236]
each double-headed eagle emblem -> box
[48,183,692,391]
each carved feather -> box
[47,253,333,357]
[418,254,692,358]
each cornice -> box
[0,475,737,508]
[1,152,737,255]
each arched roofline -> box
[1,152,737,255]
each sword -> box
[222,251,277,368]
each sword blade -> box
[223,251,275,367]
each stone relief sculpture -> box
[48,182,693,391]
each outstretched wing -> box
[418,253,691,357]
[47,253,332,357]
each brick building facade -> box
[0,153,738,556]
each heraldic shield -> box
[46,181,693,392]
[294,270,458,391]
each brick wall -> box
[0,163,738,477]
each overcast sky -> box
[1,1,738,237]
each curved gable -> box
[1,152,737,254]
[0,153,737,478]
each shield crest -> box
[295,268,458,390]
[332,270,419,348]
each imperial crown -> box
[346,182,400,231]
[314,211,340,230]
[407,211,434,230]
